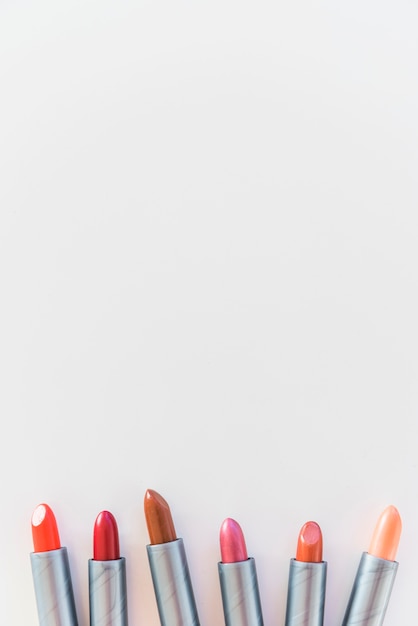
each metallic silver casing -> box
[89,558,128,626]
[30,546,79,626]
[218,557,264,626]
[341,552,398,626]
[146,538,200,626]
[284,559,327,626]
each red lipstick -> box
[93,510,120,560]
[218,518,264,626]
[30,503,79,626]
[284,520,327,626]
[89,510,128,626]
[144,489,200,626]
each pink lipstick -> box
[218,518,264,626]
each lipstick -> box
[144,489,200,626]
[341,505,402,626]
[89,510,128,626]
[284,521,327,626]
[218,518,264,626]
[30,503,79,626]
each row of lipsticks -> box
[30,489,402,626]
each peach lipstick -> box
[284,521,327,626]
[89,510,128,626]
[144,489,200,626]
[218,518,264,626]
[341,505,402,626]
[30,503,79,626]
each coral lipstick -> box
[367,505,402,562]
[30,503,79,626]
[284,521,327,626]
[144,489,200,626]
[32,503,61,553]
[295,521,323,564]
[218,518,264,626]
[341,505,402,626]
[89,510,128,626]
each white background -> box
[1,1,417,625]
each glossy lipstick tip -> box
[93,510,120,561]
[368,505,402,561]
[31,503,61,553]
[295,521,323,563]
[220,518,249,563]
[144,489,177,545]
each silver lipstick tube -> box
[341,552,398,626]
[89,558,128,626]
[146,537,200,626]
[284,559,327,626]
[30,546,79,626]
[218,557,264,626]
